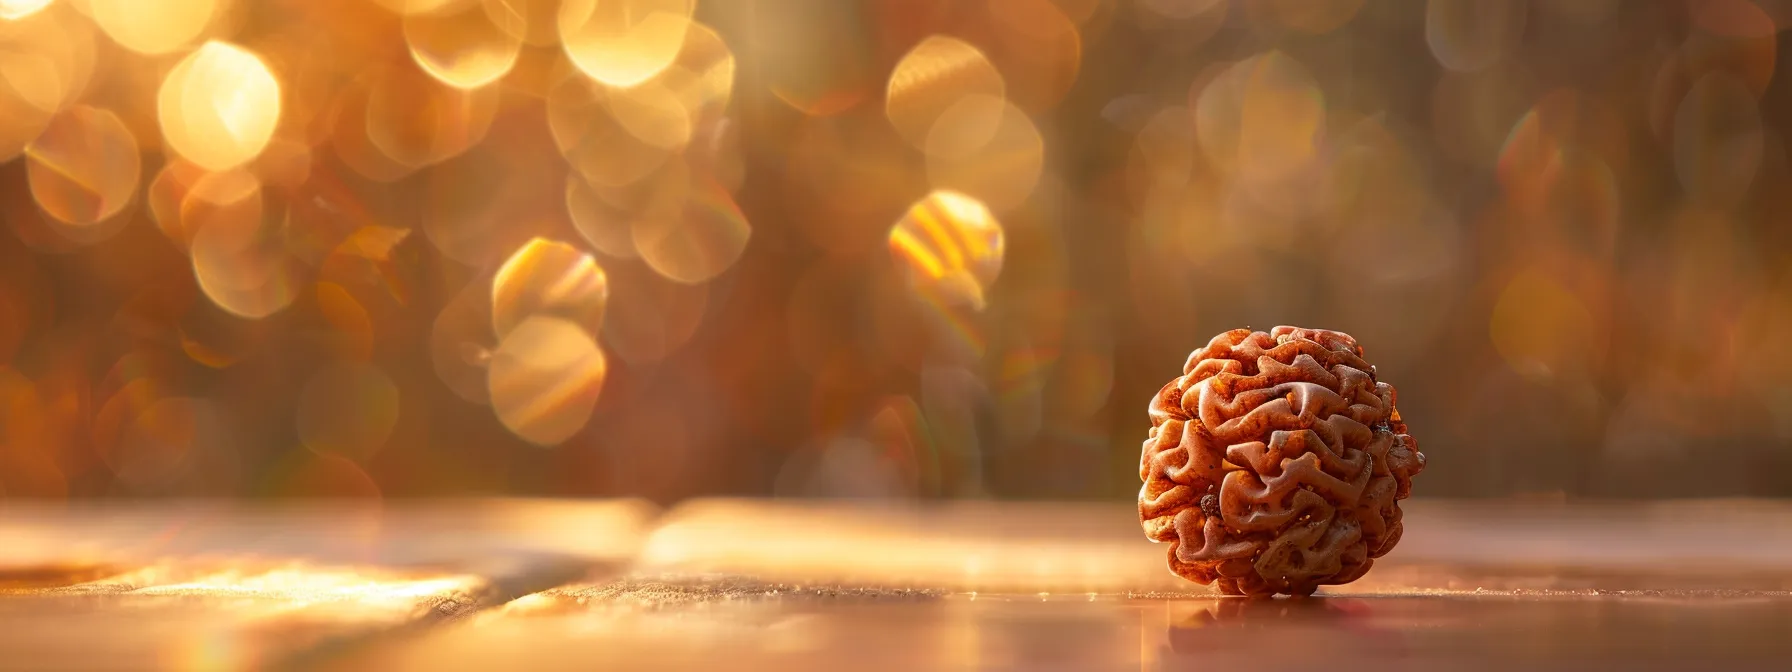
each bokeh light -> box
[328,75,419,183]
[0,3,96,136]
[1133,0,1228,51]
[886,35,1006,152]
[147,159,207,249]
[404,0,523,90]
[176,289,264,369]
[1496,89,1628,219]
[668,21,735,119]
[186,170,298,318]
[0,1,1790,503]
[548,71,672,187]
[365,62,500,169]
[1490,269,1600,379]
[888,190,1005,312]
[558,0,693,88]
[96,386,195,490]
[1195,51,1326,207]
[982,0,1082,110]
[157,41,282,172]
[25,104,139,227]
[1673,72,1764,209]
[173,167,258,252]
[86,0,217,56]
[633,176,750,284]
[251,136,312,193]
[419,141,565,267]
[1683,0,1777,97]
[607,75,693,150]
[750,0,874,116]
[369,0,461,15]
[924,96,1044,214]
[0,0,53,21]
[431,270,499,407]
[492,237,609,339]
[487,315,607,446]
[316,281,375,362]
[1433,60,1538,166]
[0,93,52,164]
[565,172,639,258]
[1424,0,1527,73]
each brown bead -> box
[1138,326,1426,597]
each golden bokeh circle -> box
[888,190,1006,312]
[187,171,299,319]
[492,237,610,339]
[558,0,694,88]
[0,0,54,21]
[924,95,1045,214]
[157,41,283,172]
[0,3,97,128]
[25,105,140,227]
[886,35,1007,152]
[565,173,641,259]
[632,176,751,284]
[148,159,208,251]
[365,63,501,169]
[487,315,608,446]
[87,0,218,55]
[547,72,673,187]
[405,0,524,89]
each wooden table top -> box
[3,498,1790,670]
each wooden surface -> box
[3,498,1791,670]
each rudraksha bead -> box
[1139,327,1425,597]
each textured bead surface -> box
[1139,326,1425,597]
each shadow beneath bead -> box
[1159,597,1410,669]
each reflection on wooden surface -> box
[2,498,1790,670]
[0,561,486,670]
[636,498,1792,593]
[0,498,658,568]
[337,593,1792,672]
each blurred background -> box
[0,0,1789,504]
